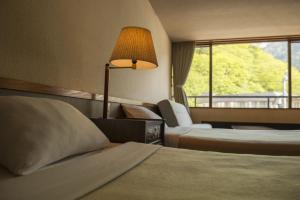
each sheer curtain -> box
[172,41,195,111]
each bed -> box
[1,142,300,200]
[148,99,300,155]
[123,100,300,155]
[165,127,300,155]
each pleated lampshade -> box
[109,26,158,69]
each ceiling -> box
[149,0,300,42]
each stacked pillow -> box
[122,104,167,128]
[122,100,212,129]
[122,104,162,119]
[0,96,110,175]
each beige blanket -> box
[83,147,300,200]
[1,143,300,200]
[166,128,300,155]
[0,142,160,200]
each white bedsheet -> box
[165,124,212,147]
[165,127,300,148]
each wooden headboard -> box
[0,77,158,118]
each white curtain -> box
[172,41,195,112]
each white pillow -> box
[0,96,110,175]
[158,99,193,127]
[122,104,161,119]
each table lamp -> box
[103,26,158,118]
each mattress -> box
[1,142,300,200]
[165,128,300,155]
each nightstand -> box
[91,118,165,145]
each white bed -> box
[155,99,300,155]
[165,127,300,155]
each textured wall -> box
[0,0,171,103]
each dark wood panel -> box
[204,121,300,130]
[91,118,164,144]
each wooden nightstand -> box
[91,118,165,145]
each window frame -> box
[188,35,300,109]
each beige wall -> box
[0,0,171,103]
[191,108,300,124]
[150,0,300,41]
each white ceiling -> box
[149,0,300,42]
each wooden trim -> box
[209,43,213,108]
[288,40,292,108]
[0,77,147,105]
[0,77,97,100]
[196,35,300,45]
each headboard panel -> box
[0,77,157,118]
[0,88,102,118]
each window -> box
[213,42,288,108]
[185,37,300,109]
[292,42,300,108]
[185,46,210,107]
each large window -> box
[185,38,300,108]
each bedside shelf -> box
[91,118,165,145]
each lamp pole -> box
[102,64,133,119]
[103,63,110,119]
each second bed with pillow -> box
[123,100,300,156]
